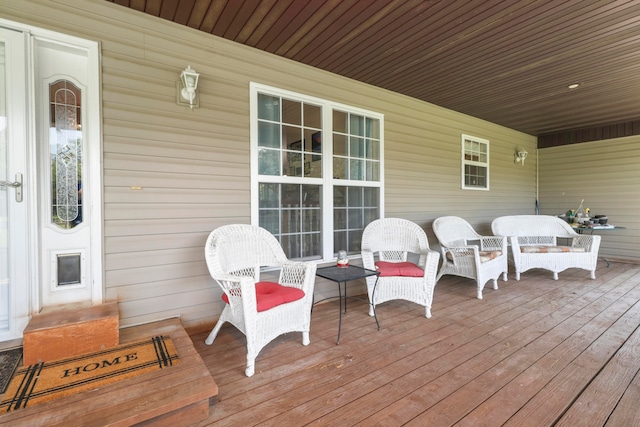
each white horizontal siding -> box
[6,0,544,331]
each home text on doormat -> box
[1,335,179,412]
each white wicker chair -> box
[204,224,317,377]
[433,216,508,300]
[361,218,440,318]
[491,215,601,281]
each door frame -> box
[0,26,30,341]
[1,18,103,334]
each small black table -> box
[315,265,380,344]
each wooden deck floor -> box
[192,261,640,426]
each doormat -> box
[0,347,22,394]
[0,335,179,412]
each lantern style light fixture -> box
[514,149,528,166]
[177,65,200,109]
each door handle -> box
[0,173,23,202]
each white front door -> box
[0,27,30,341]
[0,20,102,341]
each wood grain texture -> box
[192,263,640,427]
[0,318,218,427]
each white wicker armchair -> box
[361,218,440,318]
[491,215,601,281]
[204,224,317,377]
[433,216,508,300]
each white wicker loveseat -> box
[491,215,601,281]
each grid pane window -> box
[462,134,489,190]
[257,95,322,179]
[253,84,383,261]
[333,111,381,182]
[258,183,322,260]
[333,186,379,255]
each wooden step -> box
[1,317,219,427]
[23,301,119,365]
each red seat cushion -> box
[221,281,305,312]
[375,261,424,277]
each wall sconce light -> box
[177,65,200,109]
[515,150,528,166]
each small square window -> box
[461,134,489,190]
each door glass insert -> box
[50,80,82,229]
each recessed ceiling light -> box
[567,83,580,89]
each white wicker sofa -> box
[491,215,601,281]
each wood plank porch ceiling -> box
[107,0,640,138]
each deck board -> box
[3,263,638,426]
[276,266,626,425]
[194,262,640,427]
[453,269,640,427]
[555,308,640,427]
[407,272,640,426]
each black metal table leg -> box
[336,280,343,344]
[371,276,380,330]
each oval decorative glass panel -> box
[49,80,82,229]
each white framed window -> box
[250,83,384,261]
[461,134,489,190]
